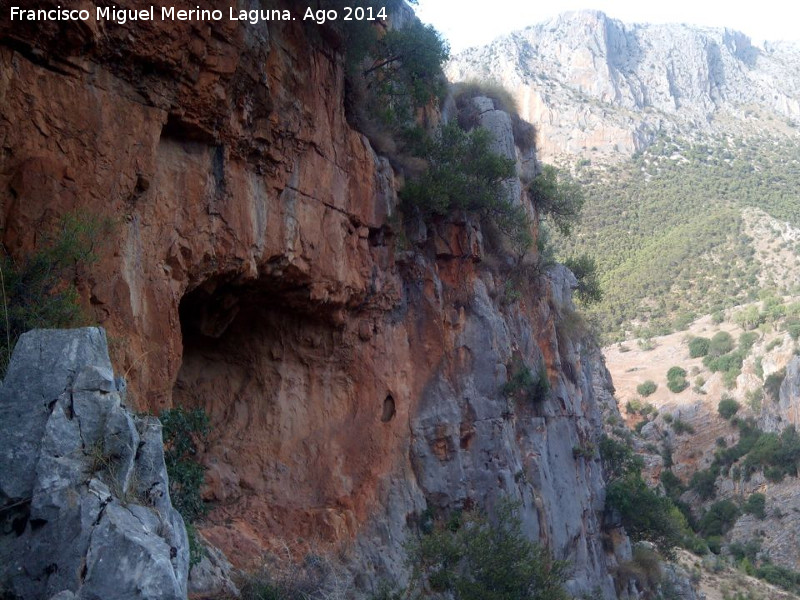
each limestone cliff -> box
[448,10,800,162]
[0,328,189,600]
[1,3,631,597]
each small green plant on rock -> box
[160,406,210,566]
[573,442,596,460]
[502,361,550,404]
[764,368,786,401]
[743,493,766,519]
[745,388,763,412]
[671,418,695,435]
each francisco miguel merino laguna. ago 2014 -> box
[9,5,390,25]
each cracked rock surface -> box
[0,327,188,600]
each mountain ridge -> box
[447,9,800,163]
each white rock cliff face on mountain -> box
[448,10,800,162]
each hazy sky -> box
[414,0,800,53]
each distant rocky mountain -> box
[448,10,800,162]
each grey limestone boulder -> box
[0,328,189,600]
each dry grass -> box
[453,79,520,115]
[237,542,355,600]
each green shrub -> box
[703,350,744,373]
[734,305,763,330]
[688,337,710,358]
[0,212,109,374]
[502,362,550,404]
[667,366,687,380]
[722,367,741,389]
[739,331,759,353]
[671,418,694,435]
[599,435,643,480]
[673,311,695,331]
[660,470,684,500]
[764,368,786,401]
[572,443,596,459]
[755,562,800,594]
[626,398,643,413]
[729,539,761,562]
[697,499,740,537]
[528,165,585,236]
[533,223,557,272]
[636,381,658,397]
[692,377,706,394]
[408,502,570,600]
[638,337,656,351]
[754,355,764,379]
[160,406,210,566]
[786,317,800,340]
[745,388,763,411]
[666,365,689,393]
[667,378,689,393]
[563,254,602,305]
[743,493,766,519]
[709,331,735,357]
[690,468,718,500]
[742,425,800,480]
[605,474,689,558]
[401,122,531,250]
[762,297,786,322]
[705,535,722,555]
[714,418,762,467]
[661,444,674,469]
[717,397,740,420]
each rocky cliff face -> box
[1,3,629,597]
[448,10,800,162]
[0,328,189,600]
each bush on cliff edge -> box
[0,212,109,375]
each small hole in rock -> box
[381,394,396,423]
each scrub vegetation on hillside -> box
[557,134,800,341]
